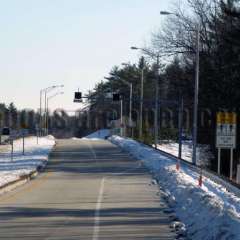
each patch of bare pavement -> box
[0,139,176,239]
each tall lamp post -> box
[46,91,64,135]
[121,63,135,137]
[40,87,56,136]
[160,11,200,165]
[122,61,145,139]
[40,85,64,136]
[131,46,160,149]
[139,63,144,139]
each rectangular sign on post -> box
[216,112,237,149]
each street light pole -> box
[154,55,160,149]
[39,90,43,136]
[129,83,133,132]
[120,99,123,136]
[120,63,134,138]
[131,47,160,147]
[192,24,200,165]
[40,85,64,136]
[44,90,47,135]
[46,92,64,135]
[139,67,144,139]
[160,10,200,165]
[105,75,132,137]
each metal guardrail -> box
[142,142,240,198]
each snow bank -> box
[81,129,110,140]
[0,136,55,189]
[110,135,240,240]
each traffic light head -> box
[112,93,120,101]
[74,92,82,102]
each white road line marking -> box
[92,178,105,240]
[86,140,104,240]
[86,141,97,164]
[86,140,141,239]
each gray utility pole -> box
[105,76,132,136]
[154,55,160,149]
[39,90,42,136]
[40,86,54,136]
[192,24,200,166]
[159,11,200,164]
[120,99,123,136]
[139,67,144,139]
[129,83,133,135]
[46,91,64,135]
[130,47,160,147]
[44,90,47,135]
[40,85,64,136]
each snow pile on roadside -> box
[157,140,213,167]
[110,135,240,240]
[0,136,55,188]
[81,129,110,140]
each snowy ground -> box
[157,140,213,167]
[110,135,240,240]
[0,136,55,189]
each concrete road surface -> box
[0,139,176,239]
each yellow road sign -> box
[217,112,237,124]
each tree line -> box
[0,103,84,138]
[0,103,37,133]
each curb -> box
[0,170,39,196]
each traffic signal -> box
[112,93,120,101]
[2,127,10,135]
[74,92,82,102]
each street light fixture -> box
[160,10,200,166]
[160,11,174,15]
[130,46,138,50]
[131,46,160,148]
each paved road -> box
[0,139,176,239]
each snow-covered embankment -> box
[0,136,55,190]
[110,135,240,240]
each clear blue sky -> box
[0,0,173,111]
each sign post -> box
[216,112,237,180]
[9,129,16,162]
[230,148,234,180]
[36,124,39,145]
[21,129,28,155]
[217,148,221,175]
